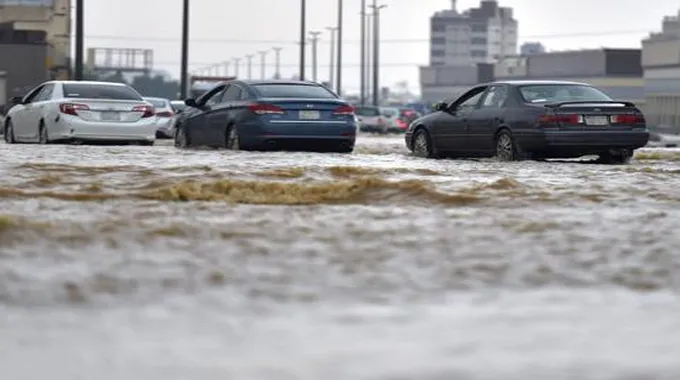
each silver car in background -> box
[4,81,157,145]
[144,97,175,138]
[354,105,388,134]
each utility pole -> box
[299,0,306,80]
[371,2,387,106]
[223,61,230,77]
[365,12,372,102]
[179,0,189,99]
[359,0,366,104]
[258,50,268,79]
[336,0,343,95]
[246,54,254,79]
[326,27,337,89]
[308,31,321,82]
[233,57,241,78]
[272,47,282,79]
[179,0,189,98]
[74,0,84,80]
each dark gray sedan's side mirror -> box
[433,101,447,111]
[184,98,197,107]
[9,96,23,105]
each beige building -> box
[642,9,680,128]
[0,0,71,79]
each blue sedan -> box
[174,80,357,152]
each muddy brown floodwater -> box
[1,136,680,379]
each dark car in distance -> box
[174,80,356,153]
[405,80,650,164]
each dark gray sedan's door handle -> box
[495,117,504,124]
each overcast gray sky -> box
[82,0,680,94]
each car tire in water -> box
[333,143,354,153]
[495,129,518,161]
[598,148,632,165]
[38,123,48,144]
[225,125,240,150]
[174,126,189,148]
[412,128,435,158]
[4,120,16,144]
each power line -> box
[162,62,425,67]
[85,30,650,45]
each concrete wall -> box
[420,65,479,86]
[421,84,473,104]
[0,43,48,97]
[528,50,607,77]
[494,55,527,78]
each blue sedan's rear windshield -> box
[253,84,336,99]
[518,84,612,104]
[63,84,142,100]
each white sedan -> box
[3,80,157,145]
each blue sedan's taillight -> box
[332,105,354,115]
[248,103,285,115]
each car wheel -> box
[225,125,240,150]
[174,125,189,148]
[38,123,48,144]
[598,148,632,165]
[412,129,434,158]
[495,130,517,161]
[5,119,16,144]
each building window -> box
[431,50,445,57]
[471,50,486,57]
[470,24,487,32]
[431,24,446,33]
[470,37,487,45]
[431,37,446,45]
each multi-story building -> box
[494,48,645,104]
[642,9,680,128]
[0,26,50,97]
[0,0,71,79]
[421,0,517,102]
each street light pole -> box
[359,0,366,104]
[370,2,387,106]
[258,50,268,79]
[272,47,282,79]
[233,57,241,78]
[365,12,372,102]
[308,31,321,82]
[336,0,343,95]
[179,0,189,98]
[223,61,230,76]
[299,0,306,80]
[74,0,84,80]
[246,54,254,79]
[326,27,337,89]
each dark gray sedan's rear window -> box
[63,84,142,100]
[518,84,612,104]
[253,84,336,99]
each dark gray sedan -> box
[405,80,650,164]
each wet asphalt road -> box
[1,135,680,379]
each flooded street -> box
[1,135,680,379]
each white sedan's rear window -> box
[63,84,142,100]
